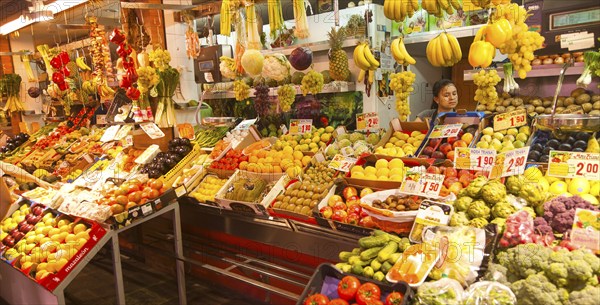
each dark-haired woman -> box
[415,79,458,127]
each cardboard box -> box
[313,184,375,236]
[343,155,405,191]
[374,118,430,158]
[214,170,280,215]
[427,1,467,31]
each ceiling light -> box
[0,0,89,35]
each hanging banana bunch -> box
[383,0,419,22]
[426,32,462,67]
[391,37,416,66]
[293,0,310,39]
[353,42,379,85]
[421,0,461,18]
[268,0,284,39]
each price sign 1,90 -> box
[289,119,312,135]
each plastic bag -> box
[464,281,516,305]
[415,278,464,305]
[498,210,534,248]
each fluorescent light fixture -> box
[0,0,89,35]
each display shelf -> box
[262,38,361,56]
[464,62,585,81]
[402,24,485,44]
[201,82,357,100]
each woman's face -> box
[434,84,458,110]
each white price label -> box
[235,119,257,130]
[329,154,357,172]
[100,125,121,143]
[356,112,380,131]
[399,173,445,198]
[175,186,187,197]
[123,135,133,148]
[547,151,600,180]
[454,148,497,171]
[96,115,107,125]
[139,123,165,139]
[114,124,132,140]
[501,147,529,177]
[141,202,153,215]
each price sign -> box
[356,112,380,131]
[454,147,496,171]
[175,185,187,197]
[280,124,288,135]
[289,119,312,135]
[139,123,165,139]
[399,173,445,198]
[122,135,134,148]
[114,124,132,141]
[493,109,527,131]
[100,125,121,143]
[570,209,600,254]
[547,151,600,180]
[428,124,462,139]
[235,119,257,130]
[329,154,357,172]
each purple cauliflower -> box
[533,217,554,237]
[543,195,599,234]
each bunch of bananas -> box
[354,43,379,85]
[426,33,462,67]
[473,69,501,111]
[97,78,115,98]
[471,0,510,9]
[422,0,461,18]
[75,57,91,71]
[389,71,416,122]
[391,37,416,66]
[81,80,97,96]
[383,0,419,21]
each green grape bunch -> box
[389,71,416,122]
[277,84,296,112]
[233,79,250,101]
[300,70,324,96]
[473,69,501,111]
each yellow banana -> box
[445,5,454,14]
[398,38,416,65]
[450,0,461,10]
[363,45,380,69]
[76,57,91,71]
[394,0,402,21]
[430,37,443,67]
[354,44,372,70]
[391,38,404,64]
[358,69,366,82]
[438,0,450,10]
[368,70,374,84]
[447,33,462,63]
[384,0,392,20]
[438,33,453,64]
[411,0,419,11]
[426,37,434,66]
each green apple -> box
[493,132,505,141]
[482,127,494,136]
[480,134,493,143]
[503,135,516,142]
[506,128,518,136]
[477,141,490,149]
[516,133,528,143]
[514,140,525,148]
[519,126,531,136]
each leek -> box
[268,0,284,39]
[154,67,180,128]
[576,51,599,88]
[502,63,518,95]
[245,2,262,50]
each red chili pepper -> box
[116,44,132,58]
[52,72,65,84]
[126,87,140,100]
[58,82,68,91]
[122,57,134,69]
[126,67,138,83]
[119,77,131,89]
[61,66,71,77]
[109,28,126,44]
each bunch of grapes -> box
[253,84,271,117]
[300,70,324,96]
[277,84,296,112]
[389,71,416,122]
[473,69,501,111]
[492,4,545,79]
[233,80,250,101]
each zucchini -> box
[348,255,362,265]
[381,261,393,273]
[370,259,382,271]
[373,271,385,282]
[335,263,349,270]
[358,234,390,248]
[339,251,354,262]
[351,247,362,254]
[363,266,375,278]
[351,263,364,275]
[360,246,383,260]
[377,241,399,262]
[349,256,371,266]
[388,252,402,264]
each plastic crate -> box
[297,263,413,305]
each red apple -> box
[421,146,434,157]
[359,216,377,228]
[333,201,347,212]
[452,140,468,149]
[426,166,442,174]
[439,143,453,155]
[448,182,463,195]
[328,195,344,207]
[346,213,360,225]
[458,169,471,177]
[444,167,458,178]
[447,137,458,146]
[432,151,446,159]
[439,185,450,198]
[447,150,455,161]
[331,210,348,222]
[443,177,460,188]
[347,197,361,207]
[319,206,333,219]
[342,187,358,200]
[348,204,362,215]
[429,138,441,148]
[459,174,474,187]
[360,210,369,218]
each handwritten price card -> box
[289,119,312,135]
[329,154,357,172]
[454,147,496,171]
[570,209,600,254]
[356,112,380,131]
[493,109,527,131]
[428,124,462,139]
[399,173,445,198]
[547,151,600,180]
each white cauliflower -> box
[219,56,237,79]
[261,53,291,81]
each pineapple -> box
[328,28,350,81]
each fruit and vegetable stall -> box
[0,0,599,305]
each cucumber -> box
[341,264,352,273]
[377,241,399,262]
[349,255,371,266]
[363,266,375,278]
[373,229,404,244]
[370,259,382,271]
[381,261,393,273]
[352,247,362,254]
[388,252,402,264]
[351,264,364,275]
[358,234,390,248]
[348,255,362,265]
[360,246,383,261]
[339,251,354,262]
[373,271,385,282]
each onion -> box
[554,57,565,64]
[538,55,548,60]
[549,54,560,59]
[576,55,584,62]
[532,58,542,66]
[561,53,572,59]
[573,52,584,57]
[543,58,554,65]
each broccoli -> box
[569,285,600,305]
[465,176,488,198]
[482,263,510,285]
[467,200,491,220]
[481,181,507,206]
[506,174,525,195]
[496,244,552,281]
[453,196,474,212]
[450,211,470,227]
[511,274,569,305]
[491,201,517,219]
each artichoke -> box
[518,182,546,207]
[450,212,470,227]
[491,218,507,233]
[467,200,491,220]
[469,217,489,228]
[481,181,507,206]
[454,196,474,212]
[506,175,525,195]
[465,176,488,199]
[491,201,517,219]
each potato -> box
[564,97,575,107]
[544,108,553,114]
[593,101,600,110]
[582,103,593,113]
[525,105,536,114]
[506,106,516,112]
[531,99,543,107]
[512,98,524,106]
[535,106,545,114]
[570,88,587,98]
[592,94,600,102]
[542,99,553,107]
[495,106,506,113]
[503,98,513,107]
[589,110,600,116]
[486,104,496,111]
[576,93,591,105]
[555,107,565,113]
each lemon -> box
[293,151,304,160]
[538,177,550,193]
[390,167,404,177]
[549,181,568,195]
[524,166,544,182]
[351,172,365,178]
[568,178,591,195]
[544,174,562,185]
[590,183,599,197]
[376,168,390,178]
[364,166,377,175]
[375,159,389,169]
[388,158,404,169]
[365,173,378,180]
[580,194,599,205]
[390,175,403,181]
[377,176,390,181]
[351,165,363,174]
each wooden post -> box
[10,111,21,135]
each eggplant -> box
[148,169,161,179]
[181,138,191,147]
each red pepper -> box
[119,77,132,89]
[109,28,126,44]
[57,82,68,91]
[122,57,134,70]
[126,67,138,83]
[50,56,63,69]
[58,52,70,64]
[116,44,132,58]
[126,87,140,100]
[52,72,65,84]
[61,66,71,77]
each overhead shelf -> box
[201,81,357,100]
[402,24,485,44]
[464,62,585,81]
[262,38,361,56]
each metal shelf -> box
[402,24,485,44]
[464,62,585,81]
[262,38,361,56]
[202,81,357,100]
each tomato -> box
[385,292,403,305]
[141,191,150,199]
[127,184,140,194]
[148,189,160,199]
[142,187,153,194]
[328,299,349,305]
[304,294,329,305]
[128,191,142,203]
[338,276,360,301]
[364,301,383,305]
[150,179,163,190]
[356,283,381,305]
[146,178,156,187]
